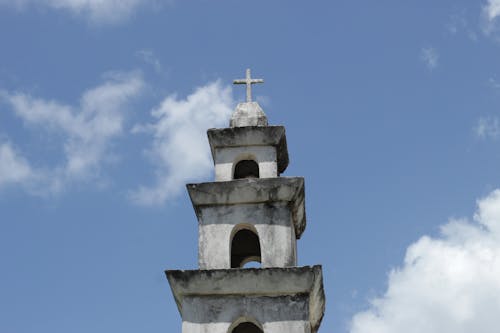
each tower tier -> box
[166,266,325,333]
[187,177,306,269]
[207,125,289,181]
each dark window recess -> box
[234,160,259,179]
[231,229,261,268]
[232,322,263,333]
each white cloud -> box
[0,0,155,23]
[420,47,439,70]
[475,116,500,139]
[350,189,500,333]
[130,80,233,206]
[0,142,35,187]
[484,0,500,22]
[482,0,500,34]
[0,71,144,193]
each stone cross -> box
[233,68,264,103]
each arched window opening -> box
[231,228,261,268]
[232,322,263,333]
[234,160,259,179]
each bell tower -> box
[166,69,325,333]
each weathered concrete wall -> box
[181,294,311,333]
[187,177,306,239]
[214,145,278,181]
[166,266,325,333]
[197,202,297,269]
[181,321,310,333]
[207,126,289,174]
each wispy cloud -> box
[136,50,163,74]
[488,78,500,90]
[0,141,35,188]
[0,71,144,193]
[475,116,500,139]
[129,80,233,206]
[447,9,468,35]
[482,0,500,34]
[446,8,478,40]
[0,0,157,24]
[420,47,439,70]
[350,189,500,333]
[484,0,500,22]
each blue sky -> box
[1,1,500,332]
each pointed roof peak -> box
[230,101,268,127]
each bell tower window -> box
[231,226,261,268]
[234,160,259,179]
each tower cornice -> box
[186,177,306,238]
[166,265,325,333]
[207,125,289,173]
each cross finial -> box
[233,68,264,103]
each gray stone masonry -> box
[187,177,305,269]
[166,266,325,333]
[207,125,289,181]
[230,102,268,127]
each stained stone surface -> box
[186,177,305,270]
[230,102,268,127]
[213,145,278,181]
[197,202,297,269]
[207,125,289,179]
[166,266,325,333]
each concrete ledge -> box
[166,265,325,332]
[187,177,306,238]
[207,126,289,173]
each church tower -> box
[166,69,325,333]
